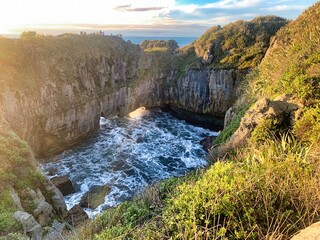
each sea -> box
[123,36,196,48]
[1,34,196,48]
[41,109,217,217]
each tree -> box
[20,31,37,39]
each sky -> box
[0,0,317,37]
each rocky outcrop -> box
[229,95,301,147]
[13,211,43,240]
[44,220,68,240]
[42,177,68,218]
[51,175,75,196]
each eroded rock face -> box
[168,69,248,116]
[13,211,43,240]
[43,177,68,218]
[19,188,54,226]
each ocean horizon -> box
[123,36,196,48]
[1,34,197,48]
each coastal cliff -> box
[0,15,292,239]
[0,34,250,157]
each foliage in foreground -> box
[88,131,320,240]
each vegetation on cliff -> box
[0,117,44,236]
[84,2,320,240]
[174,15,288,74]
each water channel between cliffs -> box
[40,108,217,217]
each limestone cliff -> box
[168,68,248,116]
[0,34,247,157]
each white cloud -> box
[264,4,307,11]
[203,0,263,9]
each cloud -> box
[14,22,209,37]
[202,0,263,10]
[264,4,308,11]
[114,4,164,12]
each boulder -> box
[13,211,43,240]
[47,167,58,176]
[229,95,301,148]
[66,204,89,226]
[80,185,111,209]
[291,221,320,240]
[128,107,150,118]
[50,175,75,196]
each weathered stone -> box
[229,95,301,148]
[44,220,66,240]
[51,175,75,196]
[33,201,54,226]
[291,221,320,240]
[80,185,111,209]
[43,177,68,218]
[13,211,43,240]
[20,187,54,226]
[10,188,24,211]
[66,204,89,226]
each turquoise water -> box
[123,36,196,47]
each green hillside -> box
[176,15,288,72]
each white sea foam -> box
[41,109,217,217]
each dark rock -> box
[50,175,75,196]
[66,204,88,227]
[80,185,111,209]
[47,167,58,176]
[200,136,216,152]
[168,106,224,131]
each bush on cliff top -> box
[249,2,320,103]
[193,15,288,69]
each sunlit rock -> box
[128,107,150,119]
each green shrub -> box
[0,191,18,235]
[294,104,320,144]
[163,135,318,239]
